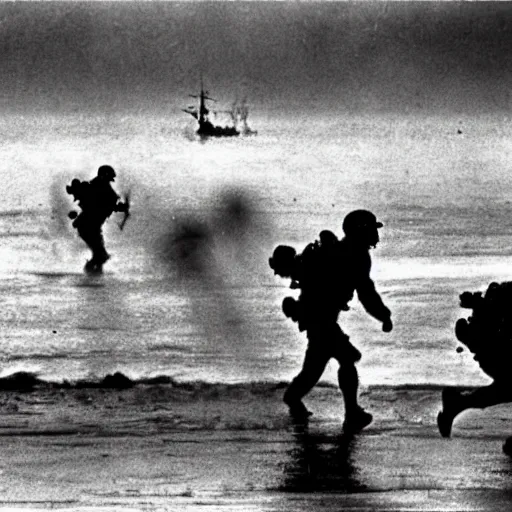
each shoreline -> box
[0,370,492,392]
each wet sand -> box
[0,380,512,510]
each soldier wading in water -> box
[270,209,393,433]
[67,165,129,274]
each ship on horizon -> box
[183,83,257,138]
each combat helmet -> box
[97,165,116,181]
[342,209,383,237]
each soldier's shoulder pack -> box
[455,281,512,379]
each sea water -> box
[0,112,511,388]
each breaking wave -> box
[0,370,472,396]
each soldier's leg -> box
[80,226,109,271]
[332,326,372,432]
[77,225,96,260]
[284,339,330,419]
[92,231,110,265]
[338,363,360,417]
[438,381,512,438]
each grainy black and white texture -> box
[1,2,512,511]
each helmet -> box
[342,210,383,237]
[97,165,116,181]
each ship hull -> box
[197,121,239,138]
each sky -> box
[0,2,511,116]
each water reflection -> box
[279,421,367,493]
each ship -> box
[183,83,256,138]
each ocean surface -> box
[1,112,512,389]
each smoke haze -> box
[0,2,510,116]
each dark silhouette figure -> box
[270,210,393,433]
[438,281,512,452]
[67,165,128,274]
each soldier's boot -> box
[343,406,373,433]
[283,389,313,420]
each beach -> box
[0,111,511,511]
[0,377,511,511]
[0,109,510,512]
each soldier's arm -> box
[105,186,126,212]
[356,277,392,327]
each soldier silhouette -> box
[270,210,393,432]
[67,165,128,274]
[438,282,512,453]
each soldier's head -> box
[269,245,297,278]
[342,209,383,248]
[97,165,116,182]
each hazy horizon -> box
[0,2,511,117]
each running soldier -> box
[270,210,393,432]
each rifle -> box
[119,191,131,231]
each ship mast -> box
[199,80,208,125]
